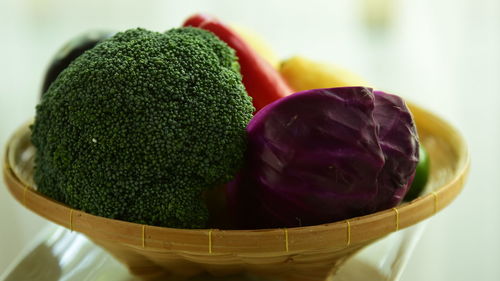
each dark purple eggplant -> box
[41,30,114,97]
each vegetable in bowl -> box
[373,90,420,208]
[404,145,430,201]
[32,17,421,231]
[183,13,294,112]
[227,87,419,229]
[41,30,114,97]
[31,27,254,229]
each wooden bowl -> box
[2,103,469,281]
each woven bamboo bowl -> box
[3,102,469,281]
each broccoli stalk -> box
[31,27,254,228]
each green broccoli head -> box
[31,27,254,228]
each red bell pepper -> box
[183,14,293,112]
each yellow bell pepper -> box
[279,56,371,92]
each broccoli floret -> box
[31,27,254,228]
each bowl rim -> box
[2,102,470,255]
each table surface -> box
[1,1,499,280]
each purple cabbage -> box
[227,87,419,229]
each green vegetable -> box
[31,27,254,228]
[404,146,430,201]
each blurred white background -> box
[1,0,499,280]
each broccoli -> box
[31,27,254,228]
